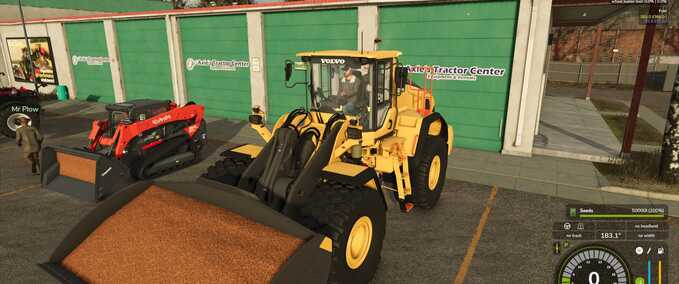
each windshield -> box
[111,111,129,124]
[108,111,129,136]
[310,61,373,121]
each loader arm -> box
[87,120,109,152]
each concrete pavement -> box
[546,84,671,118]
[534,96,622,163]
[448,147,679,217]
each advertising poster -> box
[6,37,58,84]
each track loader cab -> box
[104,100,171,137]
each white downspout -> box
[514,0,537,146]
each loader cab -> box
[105,99,171,136]
[294,51,404,132]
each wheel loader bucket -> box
[41,146,135,202]
[39,180,331,284]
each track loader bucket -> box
[41,146,135,202]
[39,180,331,283]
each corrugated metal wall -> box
[379,1,518,151]
[179,14,251,119]
[263,9,357,121]
[64,21,116,103]
[116,18,174,101]
[47,2,523,152]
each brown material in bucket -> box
[61,185,304,283]
[56,152,97,184]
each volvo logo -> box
[320,58,345,64]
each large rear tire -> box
[409,136,447,209]
[303,181,386,284]
[202,155,253,187]
[0,102,40,138]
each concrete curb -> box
[448,164,679,203]
[447,164,602,191]
[533,148,622,164]
[601,186,679,202]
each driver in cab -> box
[338,65,360,113]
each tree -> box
[659,72,679,183]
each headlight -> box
[10,89,17,95]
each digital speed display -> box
[554,205,669,284]
[557,245,630,284]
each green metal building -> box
[0,0,553,156]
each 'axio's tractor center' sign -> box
[185,58,249,72]
[405,65,506,81]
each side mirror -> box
[395,66,408,89]
[284,60,309,88]
[284,60,293,82]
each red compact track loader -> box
[41,99,207,202]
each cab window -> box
[374,61,392,129]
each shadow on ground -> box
[158,118,249,177]
[42,101,99,117]
[39,112,108,142]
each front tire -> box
[303,180,386,284]
[202,154,253,187]
[409,136,447,209]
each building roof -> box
[296,50,402,59]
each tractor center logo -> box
[185,58,249,72]
[72,56,110,66]
[152,115,171,125]
[404,65,506,81]
[320,58,345,64]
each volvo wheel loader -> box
[40,99,207,202]
[39,51,453,284]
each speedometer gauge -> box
[556,245,630,284]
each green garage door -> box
[116,19,173,101]
[179,14,251,119]
[379,1,518,151]
[264,9,357,121]
[65,22,115,103]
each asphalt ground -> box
[0,101,677,283]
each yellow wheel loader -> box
[40,50,453,284]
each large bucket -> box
[41,146,135,202]
[39,180,331,283]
